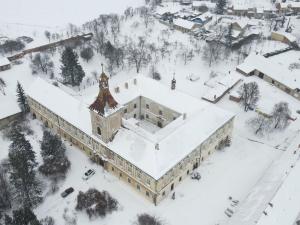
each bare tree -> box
[271,102,291,129]
[0,78,6,95]
[127,37,151,73]
[30,53,54,75]
[239,82,260,112]
[44,30,51,42]
[248,115,272,136]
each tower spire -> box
[171,72,176,90]
[101,63,104,73]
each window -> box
[208,151,211,155]
[146,104,149,109]
[112,167,114,171]
[173,117,176,120]
[272,79,275,84]
[137,185,140,190]
[119,172,122,177]
[134,114,137,118]
[124,108,127,113]
[146,114,149,119]
[97,127,101,135]
[134,104,137,108]
[146,191,150,197]
[187,170,190,175]
[159,110,163,115]
[128,178,131,183]
[162,191,165,196]
[146,179,151,185]
[179,177,182,182]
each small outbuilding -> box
[0,57,11,72]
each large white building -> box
[27,71,235,204]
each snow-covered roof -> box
[202,73,242,102]
[272,31,297,43]
[26,78,93,137]
[236,53,300,90]
[0,57,10,67]
[109,76,234,179]
[192,1,216,8]
[0,91,21,120]
[27,77,234,180]
[280,1,300,9]
[193,12,213,22]
[173,18,196,30]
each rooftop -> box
[0,57,10,67]
[27,76,235,180]
[236,53,300,90]
[173,18,196,30]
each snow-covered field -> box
[1,0,300,224]
[0,0,144,27]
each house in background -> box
[271,31,298,47]
[173,18,198,32]
[0,57,11,72]
[236,53,300,101]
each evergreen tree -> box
[8,130,42,208]
[4,207,41,225]
[0,166,12,211]
[16,82,29,113]
[215,0,227,15]
[39,130,70,177]
[60,47,85,86]
[80,47,94,62]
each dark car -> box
[61,187,74,198]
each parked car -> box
[82,169,95,180]
[61,187,74,198]
[191,171,201,180]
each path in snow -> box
[225,130,300,225]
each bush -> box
[135,213,163,225]
[40,216,55,225]
[80,47,94,62]
[2,119,33,140]
[76,189,118,219]
[0,39,25,54]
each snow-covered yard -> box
[1,0,300,224]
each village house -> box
[192,11,213,26]
[0,91,21,130]
[0,57,11,72]
[172,18,198,32]
[236,53,300,101]
[271,31,298,47]
[192,1,216,12]
[277,1,300,14]
[26,69,235,205]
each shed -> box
[0,57,11,72]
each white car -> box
[82,169,95,180]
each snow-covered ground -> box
[1,0,300,224]
[0,0,144,27]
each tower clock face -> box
[100,80,108,88]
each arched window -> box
[97,127,101,135]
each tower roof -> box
[89,66,118,115]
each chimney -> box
[115,87,120,93]
[183,113,187,120]
[133,78,137,85]
[125,82,128,89]
[171,73,176,90]
[155,143,159,150]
